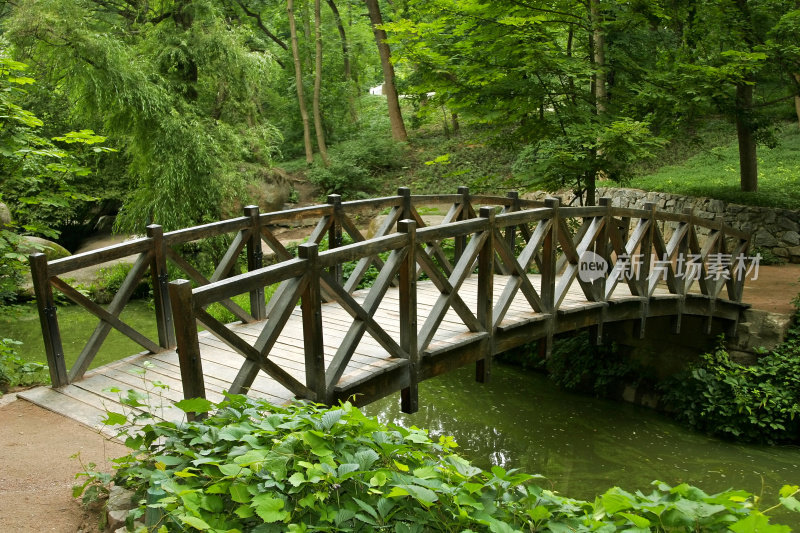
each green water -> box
[363,365,800,525]
[1,301,159,370]
[4,302,800,524]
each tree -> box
[288,0,316,164]
[365,0,407,142]
[5,0,282,231]
[0,50,111,302]
[313,0,330,165]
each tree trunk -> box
[794,73,800,129]
[313,0,329,165]
[736,82,758,192]
[288,0,314,164]
[587,0,605,206]
[325,0,358,122]
[365,0,408,141]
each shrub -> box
[660,328,800,444]
[89,396,798,532]
[0,337,48,394]
[308,136,406,199]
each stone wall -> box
[523,187,800,263]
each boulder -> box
[781,230,800,246]
[0,202,10,227]
[16,236,71,260]
[753,229,778,248]
[225,167,292,217]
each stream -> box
[4,302,800,525]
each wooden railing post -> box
[398,187,412,220]
[168,279,206,420]
[476,206,495,384]
[299,243,326,403]
[541,198,559,358]
[146,225,176,349]
[327,194,343,286]
[505,190,519,254]
[639,202,656,297]
[454,186,470,262]
[29,253,68,388]
[398,220,418,413]
[244,205,266,321]
[635,202,657,338]
[597,198,613,303]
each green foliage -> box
[5,0,283,232]
[307,135,406,199]
[543,332,644,397]
[0,337,49,394]
[92,395,798,532]
[661,328,800,444]
[0,47,111,304]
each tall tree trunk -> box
[587,0,605,206]
[794,73,800,129]
[313,0,329,165]
[288,0,314,164]
[591,0,607,114]
[365,0,408,141]
[736,82,758,192]
[325,0,358,122]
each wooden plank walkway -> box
[18,272,711,434]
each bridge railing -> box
[165,193,751,412]
[29,187,750,395]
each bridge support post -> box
[168,279,207,421]
[541,198,560,358]
[476,207,495,383]
[244,206,267,321]
[147,225,176,349]
[299,243,327,403]
[398,220,419,414]
[29,253,68,388]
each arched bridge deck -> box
[21,190,753,429]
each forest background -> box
[1,0,800,305]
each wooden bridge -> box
[21,189,752,428]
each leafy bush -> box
[91,395,798,532]
[88,263,152,304]
[0,337,48,394]
[308,136,406,199]
[660,326,800,444]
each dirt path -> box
[0,398,127,532]
[742,263,800,315]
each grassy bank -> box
[630,123,800,210]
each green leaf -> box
[230,483,250,504]
[779,496,800,512]
[288,472,305,487]
[730,512,791,533]
[619,512,651,528]
[779,485,799,498]
[180,515,211,530]
[175,398,214,414]
[102,411,128,426]
[252,494,288,523]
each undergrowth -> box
[80,395,799,532]
[0,337,48,395]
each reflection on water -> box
[364,364,800,525]
[1,301,159,370]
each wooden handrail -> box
[29,188,752,392]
